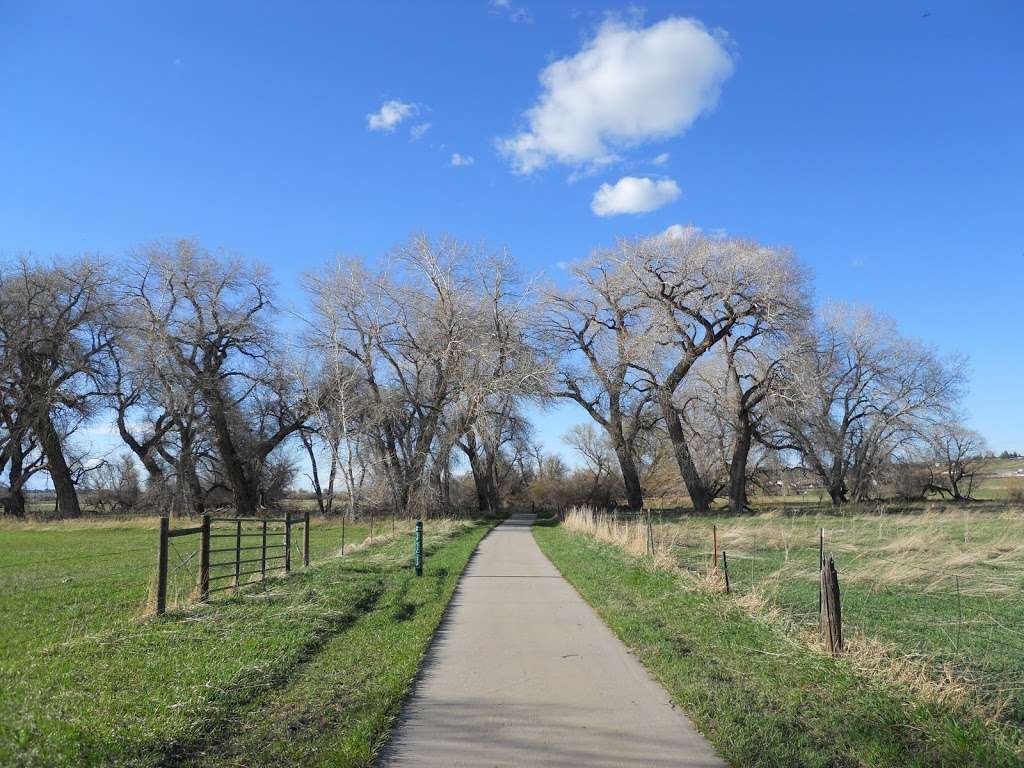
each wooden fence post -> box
[820,553,843,655]
[199,513,210,602]
[284,514,292,573]
[712,524,719,575]
[303,507,311,568]
[156,517,169,615]
[722,550,730,594]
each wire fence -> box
[564,507,1024,724]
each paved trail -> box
[379,514,724,768]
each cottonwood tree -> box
[624,229,808,514]
[780,304,965,505]
[925,420,986,501]
[312,236,540,516]
[125,241,308,515]
[544,256,657,509]
[0,257,118,517]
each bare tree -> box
[624,228,808,514]
[780,303,964,504]
[544,256,656,509]
[125,241,308,515]
[925,420,986,501]
[0,257,117,517]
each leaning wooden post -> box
[819,553,843,655]
[284,514,292,573]
[198,513,211,603]
[817,527,824,618]
[721,550,730,594]
[303,506,311,568]
[156,516,169,615]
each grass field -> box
[0,515,493,767]
[535,519,1024,767]
[647,508,1024,723]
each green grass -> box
[534,520,1024,768]
[0,516,491,767]
[644,509,1024,723]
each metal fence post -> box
[284,514,292,573]
[415,520,423,576]
[156,517,169,615]
[199,513,211,602]
[303,507,311,568]
[261,519,267,580]
[722,550,730,594]
[234,519,242,588]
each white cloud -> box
[591,176,680,217]
[367,99,417,132]
[652,152,670,165]
[451,152,475,166]
[490,0,532,23]
[498,16,734,174]
[409,122,432,141]
[660,223,702,240]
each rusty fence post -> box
[156,517,169,615]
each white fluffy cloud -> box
[367,99,416,132]
[498,17,733,173]
[591,176,680,217]
[451,152,475,166]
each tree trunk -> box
[728,417,753,514]
[827,482,847,506]
[205,390,260,515]
[5,435,28,518]
[39,413,81,518]
[613,441,644,510]
[658,391,714,515]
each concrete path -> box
[378,514,725,768]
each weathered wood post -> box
[303,506,311,568]
[199,513,211,602]
[156,517,169,615]
[819,553,843,655]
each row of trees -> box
[0,230,982,519]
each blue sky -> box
[2,1,1023,463]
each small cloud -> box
[556,260,570,271]
[451,152,475,167]
[172,57,183,68]
[367,99,417,132]
[591,176,680,217]
[409,122,432,141]
[652,152,670,166]
[660,223,702,241]
[490,0,533,23]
